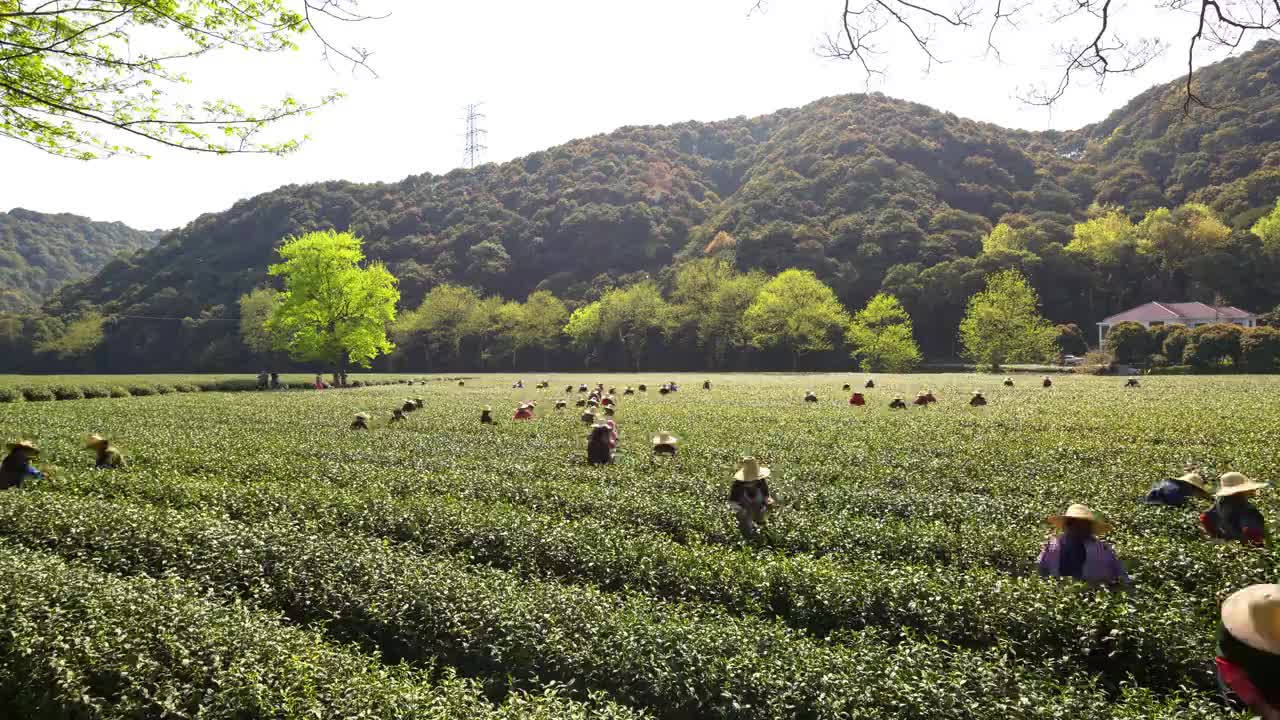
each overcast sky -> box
[1,0,1258,229]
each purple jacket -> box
[1037,536,1129,585]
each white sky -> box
[0,0,1258,229]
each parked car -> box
[1062,355,1084,366]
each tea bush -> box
[51,384,84,400]
[0,387,20,403]
[126,383,156,396]
[19,386,54,401]
[80,384,112,398]
[108,385,130,398]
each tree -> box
[743,269,850,369]
[847,293,921,372]
[515,291,568,369]
[394,284,481,369]
[1103,321,1154,364]
[238,287,282,357]
[981,223,1026,254]
[1067,209,1139,266]
[1183,323,1244,369]
[670,258,766,368]
[805,0,1280,110]
[596,282,673,370]
[1252,199,1280,257]
[1055,323,1088,356]
[0,1,382,158]
[958,269,1057,369]
[34,309,103,358]
[1161,325,1190,363]
[265,230,398,374]
[1241,326,1280,372]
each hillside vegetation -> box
[0,209,161,313]
[9,41,1280,371]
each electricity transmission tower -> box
[463,103,487,169]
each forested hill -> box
[27,40,1280,370]
[0,209,162,313]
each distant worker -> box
[402,399,417,413]
[513,380,524,389]
[257,370,269,390]
[864,378,875,389]
[913,391,930,407]
[1042,376,1053,388]
[480,406,495,425]
[728,457,774,539]
[1215,584,1280,717]
[623,386,635,396]
[414,398,425,409]
[849,392,865,406]
[1203,472,1269,547]
[565,385,574,394]
[969,390,987,407]
[1126,378,1141,388]
[351,412,371,431]
[842,383,851,392]
[458,380,465,387]
[603,405,616,417]
[1141,470,1209,507]
[659,385,671,396]
[587,422,613,465]
[651,431,678,458]
[638,384,648,393]
[85,434,124,469]
[1037,503,1129,587]
[1003,377,1014,387]
[924,389,937,404]
[889,396,907,410]
[703,379,712,390]
[513,403,534,421]
[578,384,589,393]
[270,372,281,389]
[581,408,596,424]
[554,400,567,410]
[605,418,619,449]
[804,390,819,403]
[0,440,42,489]
[390,408,406,424]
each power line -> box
[463,102,487,169]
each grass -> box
[0,372,1273,719]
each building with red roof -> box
[1097,302,1257,346]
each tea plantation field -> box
[0,372,1275,719]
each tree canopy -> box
[959,269,1057,369]
[743,269,850,368]
[846,293,921,372]
[265,229,398,371]
[0,0,381,158]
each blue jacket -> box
[1141,479,1195,507]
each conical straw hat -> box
[1047,503,1111,535]
[1216,471,1269,497]
[651,431,679,445]
[1222,584,1280,654]
[734,456,770,481]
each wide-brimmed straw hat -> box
[482,405,492,412]
[971,390,983,395]
[651,431,679,445]
[1047,503,1112,535]
[734,456,770,481]
[354,412,371,421]
[5,439,38,455]
[1222,584,1280,655]
[1172,471,1209,493]
[1216,471,1269,497]
[85,433,109,448]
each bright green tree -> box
[599,282,672,370]
[1066,208,1138,265]
[1252,199,1280,257]
[958,269,1057,369]
[515,291,569,368]
[847,293,921,372]
[266,230,398,374]
[1136,203,1231,272]
[563,301,604,353]
[0,1,378,158]
[981,223,1026,254]
[743,269,851,368]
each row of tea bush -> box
[0,376,434,403]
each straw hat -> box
[971,390,983,396]
[1222,584,1280,655]
[1172,471,1209,493]
[5,439,38,455]
[1047,503,1112,535]
[1216,471,1269,497]
[651,431,679,446]
[85,434,109,449]
[354,412,371,421]
[734,456,770,481]
[483,405,492,412]
[591,421,610,430]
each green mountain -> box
[22,40,1280,371]
[0,209,163,313]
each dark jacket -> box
[969,395,987,406]
[1202,497,1267,545]
[95,446,125,469]
[1141,479,1197,507]
[0,452,42,490]
[587,427,613,465]
[728,479,771,507]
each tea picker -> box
[728,457,774,540]
[0,440,43,489]
[85,434,125,469]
